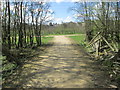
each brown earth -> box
[3,35,115,88]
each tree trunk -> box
[39,22,42,46]
[19,2,23,48]
[7,1,11,49]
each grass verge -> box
[69,34,86,46]
[69,34,93,56]
[41,37,53,44]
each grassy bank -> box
[69,34,91,53]
[41,37,53,44]
[69,34,86,46]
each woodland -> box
[0,1,120,88]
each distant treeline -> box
[41,22,85,35]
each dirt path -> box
[44,34,82,37]
[3,36,113,88]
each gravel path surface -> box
[3,35,112,88]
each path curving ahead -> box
[3,35,112,88]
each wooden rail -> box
[87,32,117,57]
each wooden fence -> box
[87,32,118,57]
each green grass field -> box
[69,34,86,45]
[41,37,53,44]
[69,34,92,53]
[10,36,53,45]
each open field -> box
[68,34,86,44]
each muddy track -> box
[3,36,113,88]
